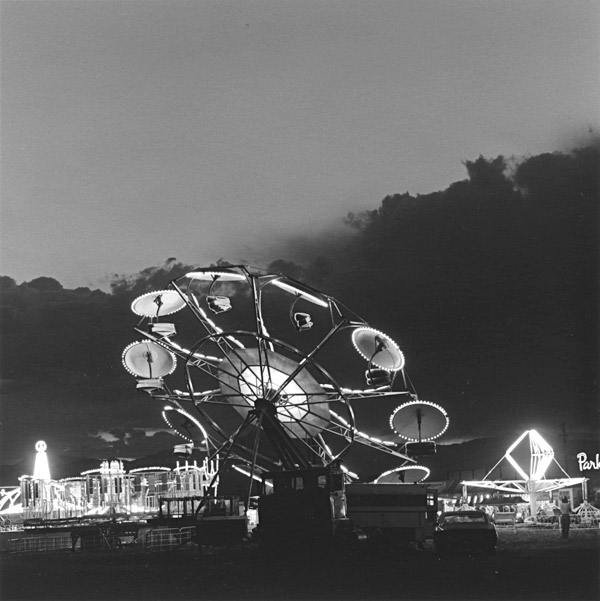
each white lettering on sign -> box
[577,452,600,471]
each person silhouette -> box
[559,496,571,539]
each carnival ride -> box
[122,266,448,503]
[0,487,21,528]
[461,429,588,517]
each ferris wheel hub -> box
[218,346,328,438]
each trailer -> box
[255,465,437,552]
[345,482,437,549]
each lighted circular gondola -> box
[352,328,405,372]
[374,465,431,484]
[390,399,449,441]
[162,405,209,446]
[131,290,187,318]
[122,341,177,379]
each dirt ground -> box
[1,528,598,601]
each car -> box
[536,504,561,524]
[434,510,498,556]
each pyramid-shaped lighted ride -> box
[461,429,588,516]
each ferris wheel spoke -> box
[215,337,278,402]
[269,389,333,408]
[248,340,274,400]
[172,283,225,340]
[278,404,351,458]
[193,404,279,469]
[194,397,252,410]
[284,420,352,462]
[245,412,264,508]
[261,344,276,392]
[279,420,321,456]
[183,347,259,405]
[207,412,257,468]
[325,414,414,461]
[210,437,280,471]
[194,412,260,516]
[269,322,346,402]
[173,282,236,347]
[255,329,273,382]
[192,404,236,449]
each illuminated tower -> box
[33,440,51,481]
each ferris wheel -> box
[122,265,445,486]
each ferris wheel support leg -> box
[257,400,311,470]
[195,403,278,471]
[245,412,264,514]
[194,411,258,516]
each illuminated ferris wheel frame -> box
[123,265,444,492]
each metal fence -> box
[7,526,197,556]
[8,534,73,554]
[138,526,196,552]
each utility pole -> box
[561,422,568,474]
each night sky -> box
[0,1,598,476]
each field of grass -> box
[1,528,598,601]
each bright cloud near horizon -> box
[1,0,599,290]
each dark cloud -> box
[296,145,599,443]
[96,428,176,459]
[1,144,597,468]
[109,258,199,296]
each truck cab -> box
[256,465,349,548]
